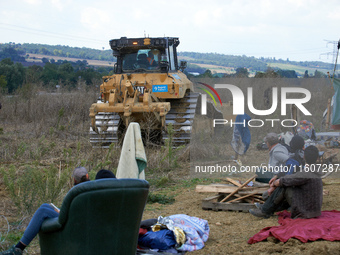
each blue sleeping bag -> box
[138,229,176,250]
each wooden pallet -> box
[197,175,269,212]
[202,194,257,212]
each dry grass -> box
[0,83,186,177]
[0,78,339,254]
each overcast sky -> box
[1,0,339,63]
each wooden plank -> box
[243,198,254,203]
[227,178,270,189]
[196,184,268,195]
[220,175,257,202]
[203,194,222,201]
[202,200,256,212]
[226,191,260,203]
[249,197,264,203]
[196,184,237,194]
[238,187,268,195]
[253,182,270,188]
[232,193,260,203]
[226,178,242,187]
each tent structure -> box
[324,39,340,130]
[331,78,340,127]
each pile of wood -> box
[196,175,269,212]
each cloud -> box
[1,0,339,61]
[193,10,210,26]
[328,6,340,20]
[23,0,42,4]
[80,7,111,31]
[51,0,65,11]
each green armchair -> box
[39,178,149,255]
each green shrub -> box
[147,193,175,204]
[155,176,169,188]
[0,165,71,215]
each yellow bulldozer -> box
[89,37,222,147]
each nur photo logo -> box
[197,82,312,128]
[197,82,222,115]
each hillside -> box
[0,42,335,76]
[178,52,333,76]
[25,53,115,67]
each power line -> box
[0,22,106,45]
[320,39,340,64]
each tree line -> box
[187,67,331,79]
[179,52,333,73]
[1,42,333,72]
[0,42,114,61]
[0,57,113,93]
[0,45,334,94]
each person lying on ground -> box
[250,145,322,219]
[0,167,90,255]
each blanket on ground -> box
[248,210,340,244]
[168,214,210,251]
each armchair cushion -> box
[40,217,62,233]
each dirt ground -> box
[142,178,340,255]
[1,148,340,254]
[141,148,340,255]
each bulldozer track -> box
[90,93,201,148]
[162,92,200,145]
[89,92,222,148]
[89,103,120,148]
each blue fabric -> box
[138,229,176,250]
[21,203,59,245]
[168,214,209,251]
[285,158,300,175]
[231,114,251,154]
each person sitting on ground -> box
[265,135,305,197]
[256,133,290,183]
[250,145,322,219]
[0,167,90,255]
[285,134,305,174]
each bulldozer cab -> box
[111,37,180,74]
[122,49,160,71]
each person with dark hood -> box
[95,169,116,180]
[286,135,305,173]
[266,135,306,195]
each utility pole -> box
[320,39,340,67]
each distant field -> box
[266,62,332,76]
[193,63,234,74]
[178,56,196,61]
[24,53,336,76]
[26,53,114,67]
